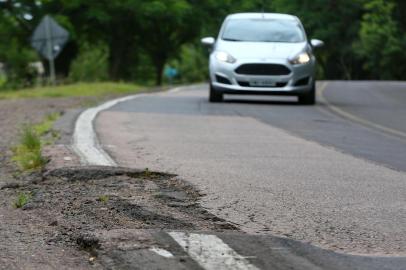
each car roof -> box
[226,13,299,21]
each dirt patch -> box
[17,166,236,232]
[0,97,104,269]
[0,90,237,269]
[0,166,237,269]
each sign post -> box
[44,16,55,83]
[31,15,69,84]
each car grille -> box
[237,81,287,88]
[235,64,291,76]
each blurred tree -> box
[42,0,140,81]
[69,43,108,82]
[137,1,201,85]
[170,44,209,83]
[0,0,39,87]
[2,0,406,86]
[355,0,406,79]
[271,0,367,80]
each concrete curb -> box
[72,86,184,166]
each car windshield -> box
[222,18,305,43]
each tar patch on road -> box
[0,166,237,264]
[2,167,405,270]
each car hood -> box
[216,41,308,60]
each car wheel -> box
[209,83,223,102]
[298,83,316,105]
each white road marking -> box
[169,232,259,270]
[149,247,174,258]
[72,86,191,166]
[72,94,144,166]
[72,85,261,268]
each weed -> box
[34,112,61,136]
[13,192,31,208]
[12,147,47,171]
[12,125,46,171]
[12,112,61,171]
[20,125,41,151]
[97,195,110,204]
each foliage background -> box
[1,0,406,88]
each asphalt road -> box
[92,230,406,270]
[95,82,406,266]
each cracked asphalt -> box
[96,82,406,257]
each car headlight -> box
[215,51,236,64]
[290,52,311,65]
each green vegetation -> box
[97,195,110,204]
[1,1,406,87]
[13,192,32,208]
[356,0,406,79]
[20,125,42,151]
[0,75,6,88]
[69,43,109,82]
[170,45,209,83]
[12,125,47,171]
[0,82,142,100]
[34,113,60,137]
[12,113,61,171]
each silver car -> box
[202,13,324,104]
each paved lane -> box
[96,82,406,256]
[321,81,406,136]
[92,230,406,270]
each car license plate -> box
[249,80,276,87]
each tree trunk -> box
[154,58,165,86]
[109,42,127,81]
[108,34,136,81]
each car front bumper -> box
[209,56,316,95]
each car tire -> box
[298,83,316,105]
[209,83,223,102]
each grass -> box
[12,113,61,171]
[34,112,62,145]
[20,125,41,151]
[0,82,143,100]
[0,74,6,88]
[34,112,60,136]
[97,195,110,204]
[13,192,32,208]
[12,126,47,171]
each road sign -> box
[164,67,178,79]
[31,15,69,83]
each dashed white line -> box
[169,232,259,270]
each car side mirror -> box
[201,37,215,47]
[310,39,324,48]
